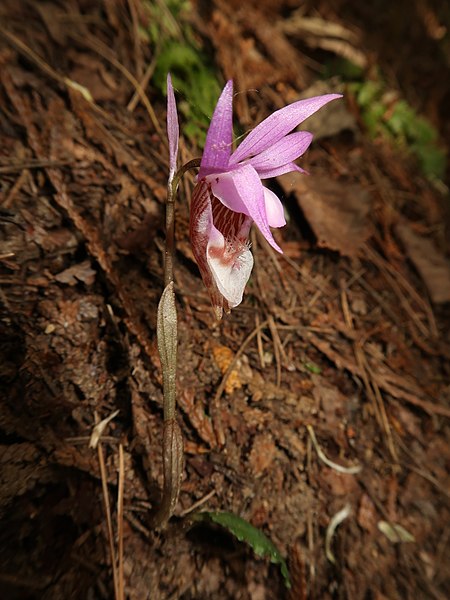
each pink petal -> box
[207,165,283,253]
[257,162,307,179]
[207,224,254,308]
[245,131,313,172]
[199,80,234,179]
[166,73,179,179]
[229,93,342,164]
[263,188,286,228]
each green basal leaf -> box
[408,115,437,146]
[345,76,446,182]
[146,0,221,147]
[193,511,291,589]
[385,101,410,137]
[362,101,385,137]
[153,41,221,146]
[412,143,446,180]
[326,52,446,182]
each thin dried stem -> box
[127,56,158,112]
[255,313,266,369]
[164,159,201,287]
[98,442,119,599]
[164,181,176,288]
[179,489,216,517]
[307,425,362,474]
[267,315,282,388]
[69,30,164,142]
[117,444,125,600]
[127,0,143,80]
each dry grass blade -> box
[0,160,72,174]
[281,13,360,43]
[303,37,367,68]
[179,489,216,517]
[307,425,362,474]
[268,315,282,388]
[0,27,96,105]
[325,503,352,564]
[97,442,119,599]
[117,444,125,600]
[255,313,266,369]
[127,0,143,79]
[307,503,316,592]
[89,410,120,449]
[69,31,164,143]
[378,520,415,543]
[127,57,158,112]
[0,27,66,86]
[0,23,164,145]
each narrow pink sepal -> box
[244,131,313,172]
[256,162,307,179]
[167,73,179,179]
[229,93,342,164]
[199,80,234,179]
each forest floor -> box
[0,1,449,599]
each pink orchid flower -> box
[166,76,342,318]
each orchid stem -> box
[173,158,201,191]
[152,158,200,527]
[165,158,200,287]
[164,178,175,288]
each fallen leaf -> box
[299,80,358,139]
[396,223,450,303]
[279,176,372,256]
[54,260,96,286]
[68,52,120,103]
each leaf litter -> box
[0,0,449,598]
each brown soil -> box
[0,1,449,599]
